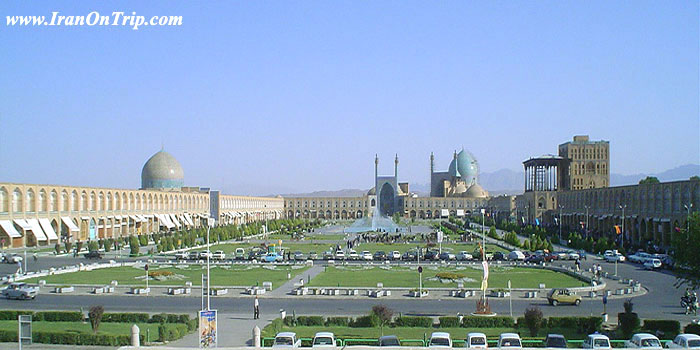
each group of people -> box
[682,289,698,315]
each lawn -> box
[25,264,309,288]
[261,324,590,345]
[0,320,165,338]
[304,234,348,241]
[353,242,508,254]
[307,266,583,289]
[210,242,338,255]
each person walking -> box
[253,296,260,319]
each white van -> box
[498,333,522,349]
[429,332,452,348]
[312,332,336,348]
[583,334,611,349]
[467,332,488,349]
[273,332,301,348]
[644,259,662,270]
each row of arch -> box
[288,210,365,220]
[404,198,486,209]
[561,213,686,247]
[558,181,700,215]
[0,185,209,214]
[285,199,372,210]
[220,196,284,211]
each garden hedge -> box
[34,311,83,322]
[438,316,460,328]
[546,317,602,334]
[462,316,515,328]
[350,315,379,328]
[642,320,681,338]
[685,324,700,335]
[102,312,150,323]
[394,316,433,328]
[326,317,351,327]
[295,316,325,326]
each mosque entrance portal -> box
[379,183,395,216]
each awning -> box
[456,209,465,217]
[129,215,139,222]
[13,219,31,230]
[115,215,122,220]
[440,209,449,217]
[61,217,80,232]
[138,215,147,222]
[184,214,194,226]
[26,219,48,241]
[0,220,22,238]
[39,218,59,240]
[157,214,175,229]
[169,214,182,227]
[80,216,90,220]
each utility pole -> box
[558,205,564,243]
[619,205,626,249]
[206,217,212,311]
[584,205,589,239]
[684,204,693,232]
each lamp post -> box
[584,205,590,239]
[619,205,626,249]
[558,205,564,243]
[206,216,214,311]
[525,204,530,225]
[481,208,485,252]
[684,204,693,232]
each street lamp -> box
[525,204,530,226]
[558,205,564,243]
[481,208,485,251]
[619,204,626,249]
[684,203,693,232]
[584,205,590,239]
[206,216,215,311]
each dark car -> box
[544,334,567,348]
[84,251,102,259]
[525,254,544,263]
[424,250,439,261]
[438,252,455,261]
[544,252,559,262]
[293,251,305,261]
[402,251,417,261]
[379,335,400,347]
[373,251,387,260]
[492,252,505,261]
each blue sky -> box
[0,1,698,195]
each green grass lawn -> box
[0,320,163,337]
[25,265,309,288]
[261,324,590,344]
[353,242,508,254]
[308,266,583,289]
[304,234,347,241]
[210,242,337,255]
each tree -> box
[671,212,700,288]
[618,299,640,339]
[129,236,140,256]
[392,212,401,225]
[488,226,498,239]
[371,304,394,336]
[89,305,104,334]
[690,176,700,181]
[639,176,660,185]
[524,306,544,337]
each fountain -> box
[345,207,399,233]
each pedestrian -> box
[596,264,602,278]
[575,259,580,272]
[253,296,260,319]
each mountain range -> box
[276,164,699,197]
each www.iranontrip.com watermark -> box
[6,11,182,30]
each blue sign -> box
[199,310,217,348]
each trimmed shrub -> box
[394,316,433,328]
[462,316,515,328]
[435,272,466,280]
[438,316,460,328]
[524,307,544,337]
[102,312,149,323]
[295,316,324,326]
[0,311,33,320]
[546,317,602,334]
[685,324,700,335]
[283,316,296,326]
[642,320,681,338]
[326,317,351,327]
[34,311,83,322]
[350,314,379,328]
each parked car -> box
[456,251,474,261]
[547,288,582,306]
[212,251,226,260]
[438,252,456,261]
[4,254,23,264]
[492,252,506,261]
[264,252,283,262]
[389,251,401,260]
[334,250,345,260]
[199,251,212,259]
[234,248,246,260]
[544,334,568,348]
[402,250,418,261]
[644,259,662,270]
[525,254,544,263]
[174,252,188,260]
[84,251,102,259]
[312,332,336,348]
[625,333,663,349]
[378,335,401,347]
[498,333,522,349]
[373,251,388,260]
[293,251,305,261]
[467,332,488,349]
[507,251,525,261]
[2,282,38,300]
[629,251,652,264]
[566,251,581,260]
[323,251,334,260]
[189,251,200,260]
[308,251,318,260]
[361,251,373,261]
[424,250,439,261]
[248,249,265,260]
[666,334,700,349]
[583,334,611,349]
[604,250,625,263]
[347,249,359,260]
[273,332,301,348]
[429,332,452,348]
[544,252,559,262]
[554,251,569,260]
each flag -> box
[535,218,540,226]
[481,260,489,292]
[614,225,621,234]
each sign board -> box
[436,231,443,243]
[145,264,149,271]
[418,266,423,273]
[602,295,608,305]
[199,310,217,348]
[19,314,31,347]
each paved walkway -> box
[268,264,324,297]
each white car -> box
[429,332,452,348]
[457,251,474,261]
[390,251,401,260]
[174,252,188,260]
[604,250,625,263]
[567,250,581,260]
[334,251,345,260]
[312,332,336,348]
[4,254,23,264]
[644,259,662,270]
[361,251,373,261]
[666,334,700,349]
[347,249,359,260]
[625,333,662,349]
[507,251,525,261]
[199,251,212,259]
[212,251,226,260]
[630,252,652,264]
[467,332,488,349]
[583,334,611,349]
[498,333,522,349]
[273,332,301,348]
